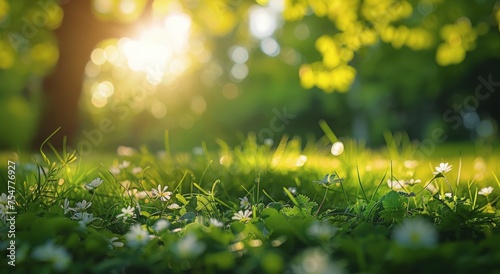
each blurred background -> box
[0,0,499,153]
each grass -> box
[0,131,499,274]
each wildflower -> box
[239,197,251,209]
[0,204,8,218]
[153,219,170,232]
[171,233,206,259]
[117,205,136,222]
[61,198,72,215]
[387,179,406,190]
[73,200,91,212]
[406,179,421,186]
[32,241,72,271]
[434,162,452,174]
[209,218,224,227]
[125,224,150,248]
[131,167,143,175]
[314,173,342,186]
[478,186,494,196]
[292,247,346,274]
[232,209,252,223]
[0,193,8,205]
[84,177,103,192]
[393,217,438,249]
[117,146,136,156]
[168,203,181,210]
[108,237,124,249]
[119,160,131,169]
[307,221,337,241]
[71,212,96,227]
[152,185,172,202]
[109,166,121,175]
[331,141,344,156]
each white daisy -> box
[125,224,150,247]
[478,186,494,196]
[434,162,452,174]
[117,205,136,222]
[151,185,172,202]
[84,177,103,191]
[232,209,252,223]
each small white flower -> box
[125,224,150,247]
[117,146,136,156]
[478,186,494,196]
[0,204,8,218]
[32,241,72,271]
[307,221,337,240]
[73,200,91,212]
[393,217,438,248]
[84,177,103,191]
[153,219,170,232]
[209,218,224,227]
[119,160,131,169]
[61,198,72,215]
[387,179,406,190]
[108,237,124,249]
[171,233,205,259]
[71,212,96,228]
[132,167,143,175]
[434,162,452,174]
[167,203,181,210]
[152,185,172,202]
[232,209,252,223]
[264,138,274,146]
[117,205,136,222]
[239,197,251,209]
[0,193,8,205]
[109,166,121,175]
[406,179,421,186]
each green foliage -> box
[1,135,499,273]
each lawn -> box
[1,131,499,273]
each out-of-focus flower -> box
[71,212,96,227]
[117,205,136,222]
[108,237,124,249]
[171,233,206,259]
[239,197,251,209]
[153,219,170,232]
[393,217,438,249]
[387,179,406,190]
[232,209,252,223]
[125,224,150,248]
[434,162,452,174]
[32,241,72,271]
[478,186,494,196]
[307,221,338,241]
[209,218,224,227]
[152,185,172,202]
[119,161,131,169]
[168,203,181,210]
[132,167,143,175]
[0,193,8,205]
[292,247,346,274]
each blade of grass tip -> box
[370,170,387,201]
[48,142,63,164]
[415,173,444,195]
[492,171,500,189]
[39,127,61,164]
[198,160,213,188]
[172,170,188,194]
[456,152,462,189]
[283,187,299,208]
[319,119,338,144]
[262,189,277,203]
[356,166,368,200]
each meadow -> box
[1,130,499,274]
